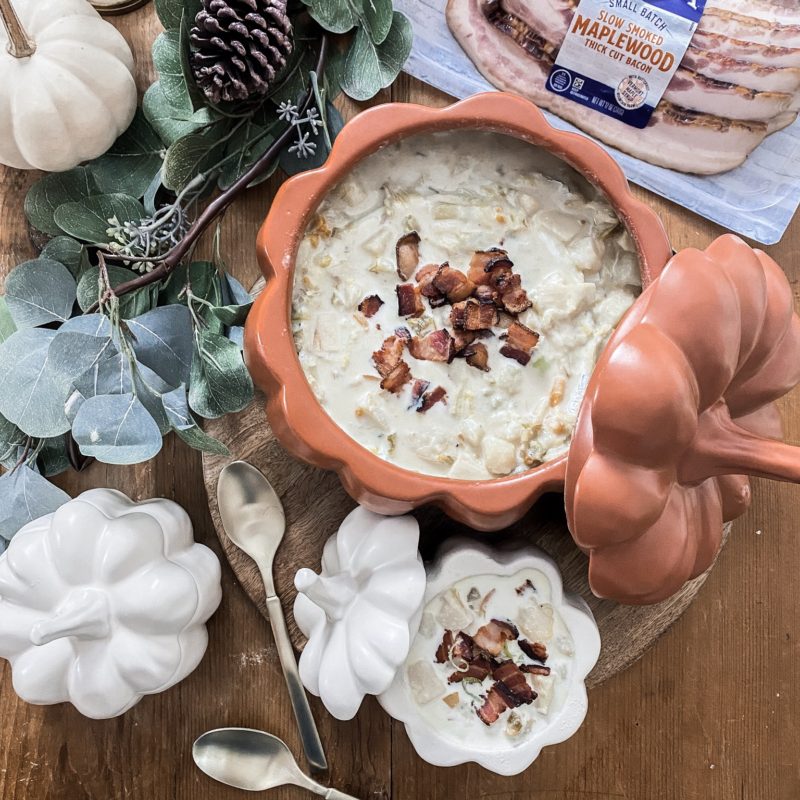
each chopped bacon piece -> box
[372,335,405,378]
[408,329,454,362]
[416,263,447,307]
[409,379,431,411]
[486,262,514,291]
[464,342,490,372]
[396,283,424,317]
[394,326,412,341]
[520,664,551,677]
[500,322,540,366]
[451,329,477,356]
[396,231,421,280]
[492,662,535,706]
[417,385,447,413]
[380,362,411,394]
[448,655,494,684]
[432,265,476,303]
[435,630,474,664]
[474,284,498,305]
[358,294,384,318]
[468,248,513,286]
[450,299,498,331]
[495,273,531,314]
[518,639,548,663]
[476,685,509,726]
[472,619,519,656]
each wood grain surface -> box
[0,7,798,800]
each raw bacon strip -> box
[493,661,535,705]
[417,386,447,413]
[358,294,384,318]
[473,619,519,656]
[683,46,800,95]
[408,329,455,362]
[518,639,548,663]
[432,265,477,303]
[500,321,540,366]
[396,283,424,318]
[464,342,490,372]
[446,0,770,174]
[691,29,800,70]
[396,231,421,280]
[451,299,499,331]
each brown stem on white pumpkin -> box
[680,400,800,485]
[0,0,36,58]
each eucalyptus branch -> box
[92,34,330,308]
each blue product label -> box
[546,0,707,129]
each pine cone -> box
[190,0,293,105]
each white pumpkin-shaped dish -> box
[0,0,137,171]
[0,489,222,719]
[293,506,427,721]
[379,539,601,776]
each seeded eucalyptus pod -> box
[189,0,293,104]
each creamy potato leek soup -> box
[291,131,641,480]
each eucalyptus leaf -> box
[76,264,155,319]
[163,128,228,191]
[71,347,175,436]
[89,111,165,198]
[73,393,163,465]
[125,305,194,385]
[37,435,71,477]
[217,119,279,190]
[24,168,99,237]
[0,466,70,542]
[211,275,253,326]
[362,0,394,44]
[268,41,317,105]
[54,194,145,246]
[0,329,111,438]
[303,0,360,33]
[60,314,112,338]
[155,0,184,29]
[188,328,254,418]
[0,412,25,463]
[40,237,87,279]
[227,326,244,350]
[153,30,193,112]
[342,11,412,101]
[4,258,77,327]
[0,297,17,345]
[162,385,229,455]
[144,82,216,147]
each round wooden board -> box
[202,400,728,690]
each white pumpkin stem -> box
[0,0,36,59]
[30,588,111,646]
[295,569,357,622]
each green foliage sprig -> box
[0,0,413,547]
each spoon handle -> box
[265,593,328,774]
[324,790,361,799]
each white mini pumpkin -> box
[294,506,427,721]
[0,489,222,719]
[0,0,137,172]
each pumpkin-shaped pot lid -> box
[565,234,800,605]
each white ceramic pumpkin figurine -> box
[0,489,222,719]
[294,506,427,721]
[0,0,137,172]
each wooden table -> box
[1,8,798,799]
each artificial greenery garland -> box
[0,0,413,546]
